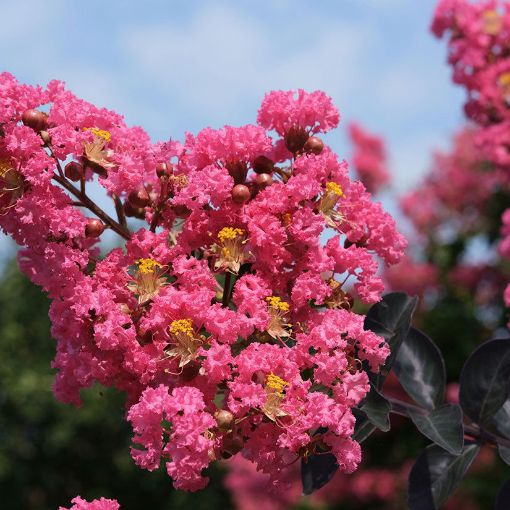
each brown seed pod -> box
[85,218,105,238]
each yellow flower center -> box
[84,127,111,142]
[483,9,502,35]
[265,372,288,395]
[136,258,162,274]
[169,318,194,337]
[326,181,345,197]
[265,296,290,312]
[218,227,244,242]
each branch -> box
[52,173,131,241]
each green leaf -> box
[498,445,510,466]
[364,292,417,390]
[361,387,391,432]
[408,443,480,510]
[352,408,376,443]
[459,338,510,426]
[407,404,463,455]
[495,479,510,510]
[393,327,446,410]
[301,451,338,495]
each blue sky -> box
[0,0,466,262]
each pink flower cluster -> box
[0,75,406,491]
[348,122,390,194]
[386,126,508,320]
[59,496,120,510]
[432,0,510,317]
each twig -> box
[52,173,131,241]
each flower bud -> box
[85,218,105,238]
[304,136,324,155]
[156,162,173,178]
[284,126,309,153]
[128,188,150,208]
[22,109,48,132]
[232,184,251,204]
[254,173,272,189]
[253,155,274,174]
[214,410,234,431]
[123,201,146,219]
[64,161,84,182]
[226,160,248,184]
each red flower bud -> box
[128,188,150,208]
[304,136,324,155]
[284,126,309,153]
[64,161,84,182]
[214,410,234,430]
[123,201,146,219]
[85,218,105,238]
[232,184,251,204]
[226,160,248,184]
[22,109,48,132]
[254,173,273,189]
[253,155,274,174]
[156,162,173,178]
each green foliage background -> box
[0,261,231,510]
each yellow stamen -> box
[136,258,162,274]
[266,372,288,396]
[169,318,194,337]
[265,296,290,312]
[218,227,244,242]
[326,181,345,197]
[483,9,502,35]
[84,127,111,142]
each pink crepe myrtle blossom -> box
[59,496,120,510]
[348,122,390,194]
[0,74,406,491]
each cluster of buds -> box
[0,74,405,491]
